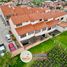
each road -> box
[0,16,10,51]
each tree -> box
[32,0,45,6]
[0,52,11,67]
[0,52,17,67]
[51,0,56,1]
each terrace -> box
[21,34,51,49]
[49,30,61,37]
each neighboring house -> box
[43,1,65,9]
[12,0,32,4]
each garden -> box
[0,31,67,67]
[10,31,67,67]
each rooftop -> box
[15,24,34,35]
[15,20,60,36]
[58,22,67,27]
[0,5,49,17]
[10,10,66,25]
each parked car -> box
[5,34,12,42]
[8,43,16,52]
[0,44,6,56]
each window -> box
[20,34,26,38]
[16,23,22,26]
[28,31,34,35]
[35,30,40,34]
[61,17,64,20]
[42,28,46,31]
[44,19,47,21]
[6,15,11,19]
[39,19,42,21]
[48,27,51,30]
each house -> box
[0,5,67,48]
[9,9,67,46]
[0,5,50,25]
[12,0,32,4]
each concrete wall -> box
[19,33,34,41]
[56,26,64,32]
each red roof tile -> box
[15,24,34,35]
[33,22,47,30]
[58,22,67,27]
[46,20,60,28]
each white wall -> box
[31,20,39,25]
[46,27,56,33]
[56,26,67,32]
[19,33,34,41]
[56,26,64,32]
[9,18,16,28]
[35,28,47,36]
[64,27,67,31]
[22,21,30,26]
[48,18,53,22]
[55,15,67,22]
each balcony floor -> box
[49,30,61,37]
[21,34,50,48]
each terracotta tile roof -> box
[15,24,34,35]
[33,22,47,30]
[58,22,67,27]
[11,13,45,25]
[0,5,12,16]
[43,10,67,19]
[51,10,67,18]
[1,6,49,17]
[11,15,30,25]
[29,13,44,21]
[30,7,49,13]
[15,20,61,36]
[12,6,29,15]
[15,22,47,35]
[46,20,60,28]
[10,10,67,25]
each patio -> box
[20,34,51,49]
[49,30,61,37]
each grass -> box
[29,39,55,54]
[11,31,67,67]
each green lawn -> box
[11,31,67,67]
